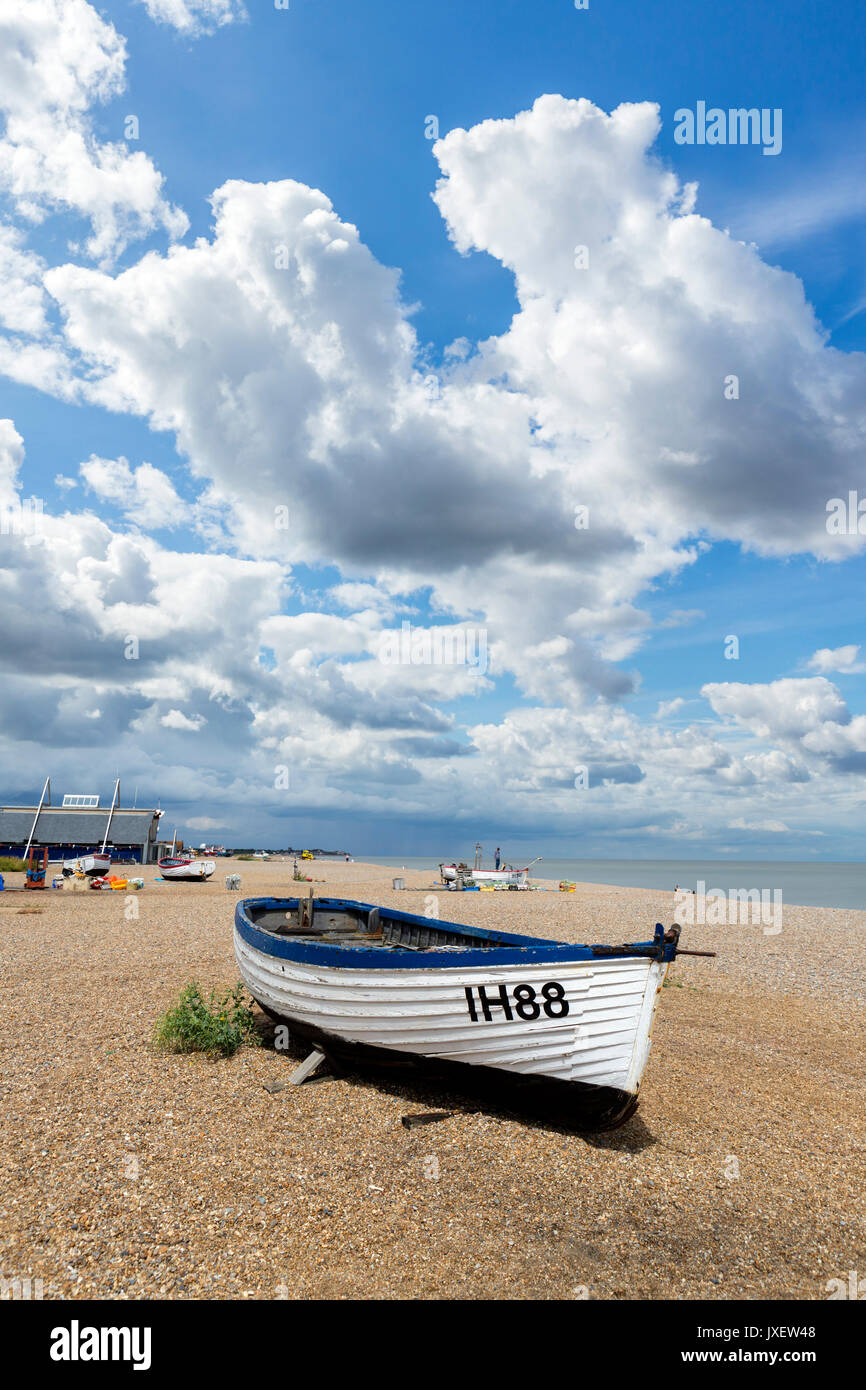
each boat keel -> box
[255,1005,639,1132]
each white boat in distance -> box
[158,856,215,881]
[61,777,121,877]
[234,895,711,1129]
[61,851,112,877]
[440,857,540,888]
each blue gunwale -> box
[234,897,675,970]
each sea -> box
[363,857,866,911]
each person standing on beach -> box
[495,847,501,869]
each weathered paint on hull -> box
[281,1014,639,1129]
[234,929,668,1127]
[158,860,215,880]
[62,853,112,877]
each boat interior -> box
[246,898,504,951]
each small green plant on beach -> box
[0,857,26,873]
[153,981,261,1057]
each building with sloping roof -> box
[0,784,164,864]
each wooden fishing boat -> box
[234,896,700,1129]
[440,852,542,888]
[61,851,112,878]
[158,856,215,880]
[441,863,527,886]
[60,777,119,877]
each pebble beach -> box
[1,857,863,1301]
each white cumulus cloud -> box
[79,455,184,529]
[160,709,206,731]
[0,71,865,848]
[140,0,246,36]
[807,644,866,674]
[0,0,187,264]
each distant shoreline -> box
[355,855,866,912]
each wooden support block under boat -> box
[289,1048,327,1085]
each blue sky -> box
[0,0,864,856]
[115,1,866,350]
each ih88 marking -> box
[464,980,569,1023]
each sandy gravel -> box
[0,857,863,1301]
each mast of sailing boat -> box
[100,779,120,856]
[24,776,50,859]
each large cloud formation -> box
[0,6,864,849]
[0,0,187,264]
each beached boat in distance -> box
[441,845,542,889]
[158,855,215,881]
[61,777,120,877]
[234,896,708,1128]
[440,857,541,888]
[441,862,531,887]
[62,851,112,878]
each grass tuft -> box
[153,981,261,1058]
[0,857,26,873]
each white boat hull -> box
[234,930,667,1097]
[471,868,529,886]
[159,859,215,880]
[441,865,529,886]
[61,853,112,877]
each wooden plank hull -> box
[280,1017,641,1129]
[158,858,215,880]
[233,900,672,1127]
[61,852,111,877]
